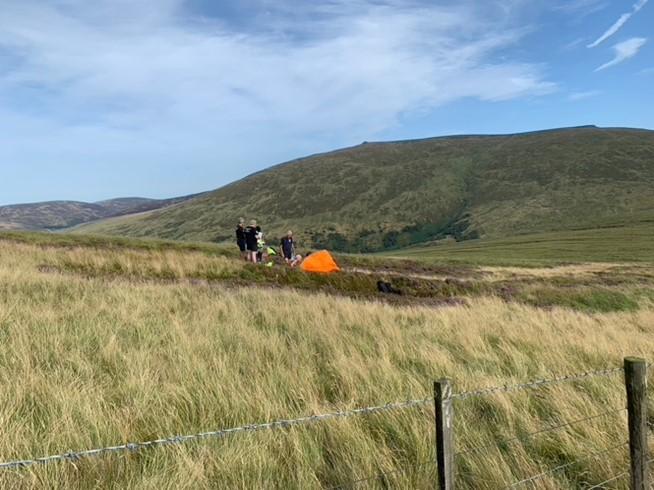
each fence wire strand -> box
[505,442,628,488]
[0,365,625,472]
[0,397,430,471]
[586,470,629,489]
[457,407,627,457]
[453,367,623,401]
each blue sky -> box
[0,0,652,205]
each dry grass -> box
[36,244,241,282]
[0,241,653,489]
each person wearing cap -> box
[281,231,296,265]
[245,220,259,263]
[235,218,247,260]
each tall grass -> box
[0,241,652,489]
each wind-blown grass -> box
[0,239,653,488]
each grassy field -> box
[1,232,653,489]
[383,223,654,267]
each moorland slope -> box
[74,126,654,251]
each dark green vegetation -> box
[6,230,652,314]
[75,126,654,252]
[383,222,654,266]
[0,193,204,231]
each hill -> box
[0,193,205,231]
[75,126,654,251]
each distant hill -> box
[75,126,654,252]
[0,194,205,231]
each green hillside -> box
[76,126,654,252]
[382,222,654,266]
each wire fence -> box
[0,397,431,470]
[330,406,632,490]
[0,363,644,490]
[603,458,654,490]
[331,363,653,489]
[455,407,627,457]
[451,367,624,401]
[586,470,629,489]
[504,442,628,488]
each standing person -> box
[281,231,296,265]
[245,220,259,263]
[235,218,247,260]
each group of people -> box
[235,219,302,267]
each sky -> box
[0,0,652,205]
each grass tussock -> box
[0,239,653,488]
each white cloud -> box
[568,90,602,100]
[595,37,648,71]
[0,0,556,201]
[564,38,586,50]
[554,0,608,16]
[588,0,649,48]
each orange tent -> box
[300,250,340,274]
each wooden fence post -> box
[624,357,649,490]
[434,379,455,490]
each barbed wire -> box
[452,367,623,401]
[586,470,629,489]
[505,442,628,488]
[457,407,627,457]
[0,366,626,472]
[586,460,654,490]
[0,397,430,471]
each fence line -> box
[0,364,628,477]
[504,442,628,488]
[586,471,629,489]
[452,367,623,401]
[456,407,627,457]
[0,397,430,471]
[0,398,432,470]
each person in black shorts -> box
[281,231,296,264]
[235,218,247,260]
[245,220,259,263]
